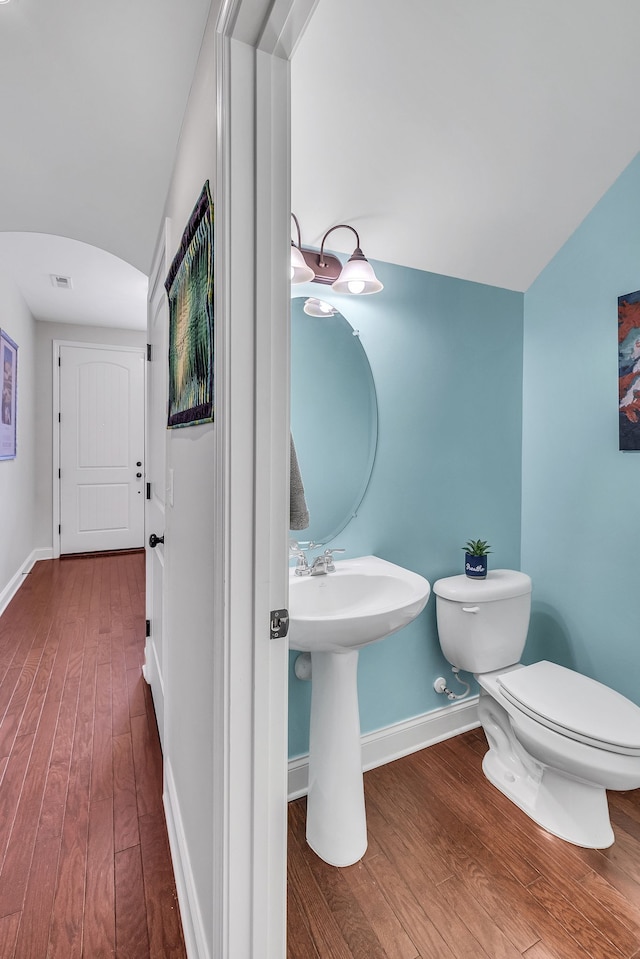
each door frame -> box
[143,217,170,747]
[214,2,318,956]
[52,340,146,559]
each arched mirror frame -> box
[290,295,378,545]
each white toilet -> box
[433,569,640,848]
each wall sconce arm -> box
[318,225,361,267]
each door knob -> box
[136,472,142,478]
[149,533,164,548]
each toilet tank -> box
[433,570,532,674]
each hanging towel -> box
[290,433,310,530]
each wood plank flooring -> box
[288,728,640,959]
[0,553,185,959]
[12,551,640,958]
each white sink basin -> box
[288,555,430,867]
[289,555,431,652]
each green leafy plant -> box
[462,539,492,556]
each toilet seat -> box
[497,661,640,756]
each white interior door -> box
[59,344,145,554]
[144,224,169,749]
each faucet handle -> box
[289,540,307,558]
[290,541,311,575]
[322,547,345,571]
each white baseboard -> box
[288,695,480,800]
[0,547,54,618]
[163,759,211,959]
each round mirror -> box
[290,296,378,545]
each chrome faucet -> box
[290,542,345,576]
[309,548,346,576]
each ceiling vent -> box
[50,274,73,290]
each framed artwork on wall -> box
[0,329,17,461]
[618,290,640,450]
[165,180,215,428]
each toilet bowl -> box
[433,570,640,848]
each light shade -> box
[303,297,337,317]
[331,249,383,295]
[291,244,315,284]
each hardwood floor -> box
[0,553,185,958]
[11,552,640,958]
[288,728,640,959]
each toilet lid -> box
[497,661,640,755]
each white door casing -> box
[144,220,170,750]
[212,2,318,957]
[57,343,145,555]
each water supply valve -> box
[433,668,471,701]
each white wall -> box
[34,320,146,550]
[0,275,36,604]
[156,7,220,955]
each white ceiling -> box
[292,0,640,292]
[0,233,148,329]
[2,0,640,331]
[0,0,211,330]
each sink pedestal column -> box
[306,649,367,866]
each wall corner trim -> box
[288,696,480,800]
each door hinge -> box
[146,619,151,638]
[270,609,289,640]
[58,524,61,535]
[58,412,61,423]
[58,356,61,366]
[146,482,151,500]
[58,468,61,479]
[146,343,152,361]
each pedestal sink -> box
[289,555,431,866]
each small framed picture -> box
[0,330,18,460]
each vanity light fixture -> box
[303,297,338,317]
[291,213,315,284]
[290,215,384,295]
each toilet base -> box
[479,691,615,849]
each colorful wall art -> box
[165,181,214,428]
[0,330,17,460]
[618,290,640,450]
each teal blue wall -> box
[289,151,640,760]
[522,154,640,703]
[289,263,524,757]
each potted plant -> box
[462,539,491,579]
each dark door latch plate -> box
[270,609,289,640]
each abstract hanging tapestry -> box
[618,290,640,450]
[165,181,214,428]
[0,329,17,461]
